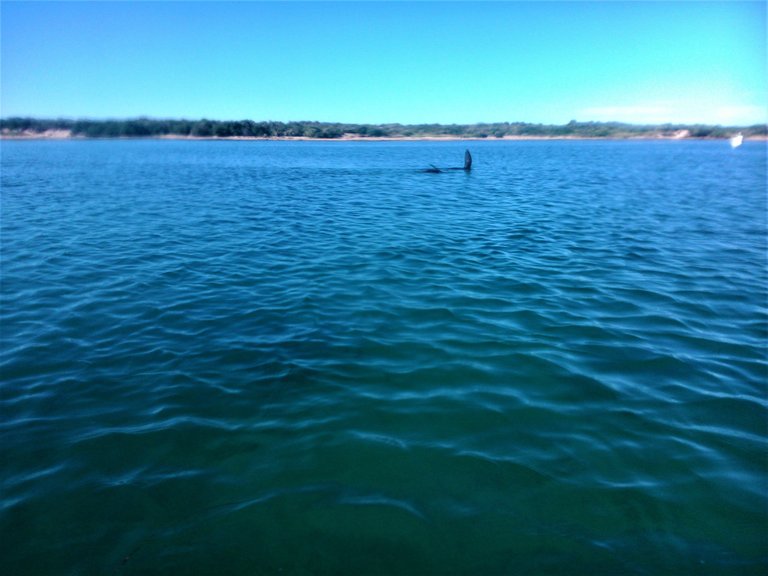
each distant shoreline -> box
[2,130,764,142]
[3,118,765,141]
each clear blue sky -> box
[1,1,765,125]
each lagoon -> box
[1,139,766,574]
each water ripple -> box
[1,140,766,575]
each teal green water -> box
[1,140,766,574]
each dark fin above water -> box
[420,150,472,173]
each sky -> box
[1,1,766,125]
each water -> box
[1,139,766,575]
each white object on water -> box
[730,133,743,148]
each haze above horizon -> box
[2,1,766,126]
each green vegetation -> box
[1,117,765,139]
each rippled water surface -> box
[2,140,766,575]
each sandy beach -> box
[3,130,762,141]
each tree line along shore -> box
[1,117,765,140]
